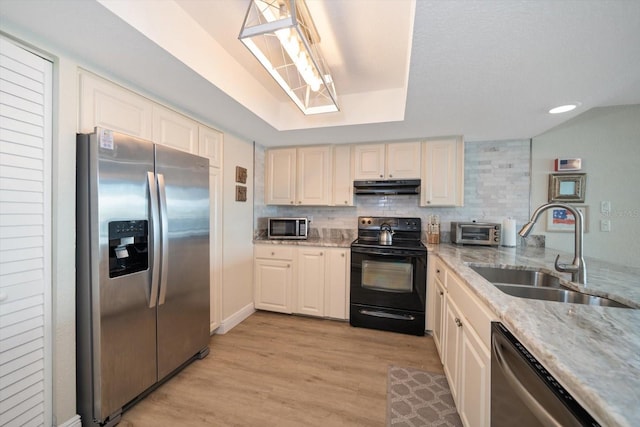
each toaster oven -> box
[451,221,501,246]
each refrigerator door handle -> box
[157,173,169,305]
[147,171,160,308]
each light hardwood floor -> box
[120,311,443,427]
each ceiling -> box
[1,0,639,147]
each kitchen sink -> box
[470,265,634,309]
[495,284,632,308]
[470,265,562,288]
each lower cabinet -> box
[432,257,494,427]
[254,244,349,319]
[254,245,295,313]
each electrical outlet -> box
[600,219,611,232]
[601,201,611,215]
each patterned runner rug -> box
[387,366,463,426]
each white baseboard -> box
[216,303,255,334]
[57,414,81,427]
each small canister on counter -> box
[427,215,440,244]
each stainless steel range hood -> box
[353,179,421,195]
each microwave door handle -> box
[147,172,160,308]
[492,333,563,427]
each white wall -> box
[531,105,640,266]
[221,134,255,323]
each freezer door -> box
[79,130,159,421]
[155,145,210,379]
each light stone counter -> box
[429,243,640,427]
[253,236,353,248]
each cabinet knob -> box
[439,291,444,296]
[389,174,393,178]
[271,252,275,256]
[436,269,440,273]
[298,201,302,204]
[455,317,462,328]
[379,174,383,178]
[344,201,348,205]
[341,253,345,258]
[287,264,290,268]
[427,200,431,204]
[290,201,294,204]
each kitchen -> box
[1,1,639,427]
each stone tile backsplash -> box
[254,139,533,244]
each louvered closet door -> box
[0,37,53,427]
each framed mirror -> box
[548,173,586,202]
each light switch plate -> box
[601,201,611,215]
[600,219,611,232]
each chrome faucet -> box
[519,202,587,284]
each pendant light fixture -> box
[239,0,338,115]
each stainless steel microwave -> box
[451,221,501,246]
[268,217,308,240]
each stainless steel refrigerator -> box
[76,128,210,427]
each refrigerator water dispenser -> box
[108,220,149,277]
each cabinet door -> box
[353,144,385,180]
[443,297,462,404]
[324,248,349,319]
[209,167,222,332]
[421,138,464,206]
[78,70,153,138]
[433,277,446,358]
[459,326,491,427]
[332,145,353,206]
[386,141,421,179]
[254,259,293,313]
[152,104,199,154]
[297,146,331,205]
[199,125,223,168]
[296,248,326,316]
[265,148,297,205]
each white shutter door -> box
[0,37,52,427]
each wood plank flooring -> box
[119,311,443,427]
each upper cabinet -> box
[265,146,331,206]
[332,144,353,206]
[421,137,464,207]
[152,104,199,154]
[79,70,153,139]
[353,141,421,180]
[199,125,223,168]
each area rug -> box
[387,366,463,427]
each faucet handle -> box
[554,254,578,273]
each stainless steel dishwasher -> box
[491,322,601,426]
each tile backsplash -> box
[254,139,532,243]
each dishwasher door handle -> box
[492,333,563,427]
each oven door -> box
[350,247,426,312]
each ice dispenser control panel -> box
[108,220,149,278]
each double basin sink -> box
[470,266,633,309]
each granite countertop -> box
[429,243,640,427]
[253,236,353,248]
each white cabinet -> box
[324,248,349,319]
[254,245,295,313]
[421,137,464,206]
[254,245,349,320]
[199,125,223,168]
[152,104,199,154]
[435,262,493,427]
[265,148,297,205]
[432,260,446,356]
[353,142,421,180]
[332,144,353,206]
[265,146,331,205]
[296,248,326,316]
[208,166,223,332]
[79,69,153,138]
[297,146,332,205]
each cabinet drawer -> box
[447,271,494,350]
[254,244,295,260]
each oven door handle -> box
[492,332,563,427]
[359,309,415,321]
[351,248,414,256]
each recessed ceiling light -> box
[548,103,580,114]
